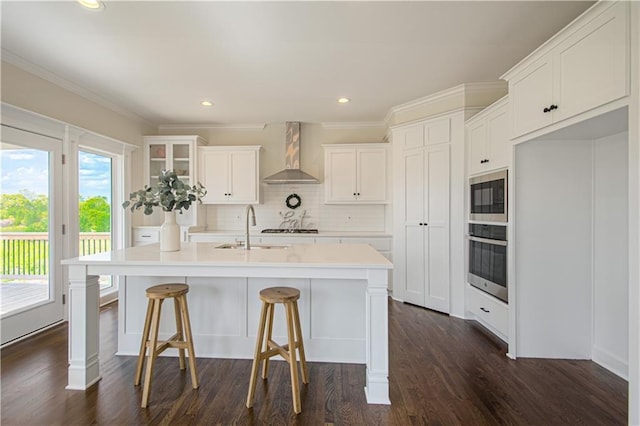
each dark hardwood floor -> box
[1,299,627,425]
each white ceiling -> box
[1,1,594,126]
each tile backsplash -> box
[205,184,387,232]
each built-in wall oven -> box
[469,170,507,223]
[468,223,507,303]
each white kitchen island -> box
[62,242,392,404]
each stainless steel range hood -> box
[263,122,320,184]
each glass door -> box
[78,150,114,297]
[0,125,64,345]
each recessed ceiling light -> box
[337,97,351,104]
[77,0,105,11]
[201,101,214,107]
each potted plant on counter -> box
[123,170,206,251]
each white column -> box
[66,265,101,390]
[364,268,390,404]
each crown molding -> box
[384,81,507,126]
[321,121,387,130]
[2,102,138,151]
[2,49,153,127]
[157,123,267,131]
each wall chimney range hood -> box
[263,122,320,184]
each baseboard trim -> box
[592,345,628,380]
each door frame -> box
[0,124,65,344]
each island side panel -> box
[118,276,367,363]
[66,265,101,390]
[364,268,390,404]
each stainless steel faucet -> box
[245,204,256,250]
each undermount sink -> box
[215,243,290,250]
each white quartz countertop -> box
[62,242,393,269]
[188,230,392,238]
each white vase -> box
[160,211,180,252]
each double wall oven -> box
[468,170,508,303]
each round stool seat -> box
[145,283,189,299]
[259,286,300,304]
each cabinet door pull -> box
[549,104,558,111]
[480,307,490,313]
[543,106,550,113]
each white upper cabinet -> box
[143,135,207,228]
[394,117,451,150]
[467,96,509,176]
[323,144,388,204]
[199,146,261,204]
[144,135,205,188]
[505,1,629,139]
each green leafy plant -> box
[122,170,206,215]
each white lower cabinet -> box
[467,286,508,340]
[132,226,190,246]
[132,227,159,246]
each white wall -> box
[515,139,593,359]
[593,131,629,378]
[515,130,629,376]
[205,184,386,232]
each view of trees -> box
[0,191,111,232]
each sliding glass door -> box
[0,125,64,345]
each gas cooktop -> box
[261,229,319,234]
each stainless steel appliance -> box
[261,229,318,234]
[469,170,507,222]
[468,223,507,303]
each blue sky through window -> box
[1,149,112,202]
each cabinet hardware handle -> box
[480,307,490,313]
[419,223,423,226]
[357,193,360,196]
[353,193,357,196]
[550,104,558,111]
[543,106,550,113]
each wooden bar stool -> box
[246,286,309,414]
[134,283,198,408]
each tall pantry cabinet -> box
[392,114,465,314]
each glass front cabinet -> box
[141,135,207,232]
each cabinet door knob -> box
[550,104,558,111]
[357,192,360,196]
[543,106,550,113]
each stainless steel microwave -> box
[469,170,507,222]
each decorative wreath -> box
[286,193,302,209]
